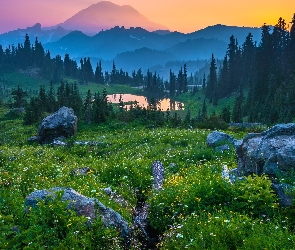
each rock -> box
[102,187,129,207]
[37,107,78,144]
[25,187,96,220]
[71,167,92,176]
[25,187,131,240]
[207,131,239,149]
[53,139,67,146]
[272,183,293,207]
[215,144,230,153]
[221,165,237,184]
[237,123,295,177]
[5,107,25,117]
[95,199,131,241]
[152,161,165,190]
[28,136,42,143]
[133,161,165,246]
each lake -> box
[107,94,184,111]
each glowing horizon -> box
[0,0,294,34]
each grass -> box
[0,103,295,249]
[177,89,236,118]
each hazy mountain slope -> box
[114,47,176,72]
[187,24,261,44]
[166,38,228,60]
[57,1,168,34]
[0,23,71,48]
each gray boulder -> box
[207,131,241,150]
[237,123,295,177]
[25,187,131,240]
[37,107,78,144]
[272,183,294,207]
[25,188,96,220]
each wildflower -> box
[176,233,183,238]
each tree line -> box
[0,34,189,101]
[206,14,295,124]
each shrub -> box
[231,175,278,217]
[159,210,295,250]
[149,163,235,232]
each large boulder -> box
[37,107,77,144]
[237,124,295,177]
[25,187,131,241]
[25,187,96,220]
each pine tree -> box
[64,54,72,77]
[232,87,244,123]
[206,54,218,104]
[95,60,104,84]
[84,90,92,123]
[183,63,188,92]
[201,99,207,120]
[47,81,56,113]
[11,85,27,108]
[34,37,45,67]
[38,85,47,113]
[23,34,32,68]
[221,106,231,123]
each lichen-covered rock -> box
[237,123,295,177]
[25,187,131,241]
[25,187,96,220]
[37,106,77,144]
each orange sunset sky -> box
[0,0,294,34]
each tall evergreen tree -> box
[206,54,218,104]
[11,85,27,108]
[95,60,104,84]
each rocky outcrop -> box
[25,187,131,241]
[29,107,78,144]
[236,124,295,177]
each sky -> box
[0,0,294,34]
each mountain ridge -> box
[52,1,169,35]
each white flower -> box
[176,233,183,238]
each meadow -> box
[1,107,295,249]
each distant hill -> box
[0,23,71,48]
[188,24,261,45]
[53,1,168,35]
[166,38,228,61]
[44,24,260,72]
[114,47,176,72]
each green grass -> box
[177,90,236,118]
[0,106,295,249]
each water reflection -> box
[107,94,184,111]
